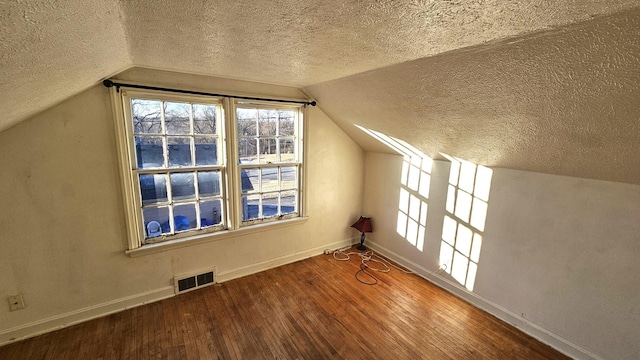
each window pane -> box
[132,99,162,134]
[281,190,297,214]
[281,166,297,190]
[135,136,164,169]
[262,192,278,217]
[195,137,217,166]
[238,138,258,163]
[241,168,257,194]
[173,203,197,231]
[167,137,192,167]
[139,174,168,205]
[127,96,303,244]
[143,206,170,237]
[242,194,260,221]
[237,108,257,136]
[200,199,222,227]
[259,138,277,163]
[262,167,278,193]
[164,102,191,135]
[193,104,216,134]
[278,110,295,136]
[280,138,295,162]
[198,171,220,197]
[170,172,195,201]
[258,109,277,136]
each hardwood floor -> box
[0,249,569,359]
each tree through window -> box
[114,90,306,249]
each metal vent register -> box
[174,268,216,294]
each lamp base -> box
[357,232,367,251]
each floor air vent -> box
[174,268,216,294]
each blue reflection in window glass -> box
[139,174,167,204]
[170,172,195,200]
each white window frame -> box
[110,86,307,253]
[229,100,303,226]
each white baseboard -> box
[0,237,356,347]
[0,286,175,346]
[217,237,356,282]
[365,240,605,360]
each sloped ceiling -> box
[1,0,640,183]
[0,0,130,130]
[308,7,640,185]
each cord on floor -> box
[331,248,414,285]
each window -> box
[236,106,300,223]
[111,89,306,250]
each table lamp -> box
[351,216,372,251]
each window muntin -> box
[236,105,301,223]
[117,90,305,249]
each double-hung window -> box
[112,88,305,251]
[235,104,300,223]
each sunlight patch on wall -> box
[439,154,492,291]
[356,125,432,251]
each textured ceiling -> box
[307,7,640,185]
[1,0,640,183]
[0,0,130,130]
[120,0,640,87]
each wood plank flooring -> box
[0,249,569,359]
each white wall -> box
[363,152,640,360]
[0,70,364,343]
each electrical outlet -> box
[8,294,25,311]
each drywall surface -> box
[307,8,640,185]
[4,0,640,132]
[362,152,640,360]
[478,167,640,360]
[120,0,640,88]
[0,0,130,132]
[0,72,364,341]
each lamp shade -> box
[351,216,372,233]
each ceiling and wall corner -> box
[115,0,640,87]
[1,0,640,183]
[306,7,640,185]
[0,0,131,130]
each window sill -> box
[125,217,309,257]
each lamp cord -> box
[332,248,414,285]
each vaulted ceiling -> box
[2,1,640,184]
